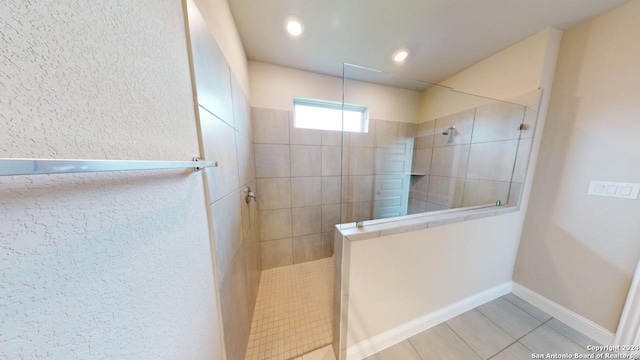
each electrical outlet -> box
[588,181,640,200]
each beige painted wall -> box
[345,27,562,347]
[249,61,422,123]
[514,0,640,333]
[347,215,522,346]
[420,28,559,122]
[0,0,222,358]
[194,0,250,94]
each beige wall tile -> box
[322,146,342,176]
[291,177,322,207]
[200,108,240,202]
[426,202,449,212]
[248,179,258,226]
[348,147,374,175]
[434,109,475,147]
[462,179,510,207]
[427,176,464,208]
[191,29,233,126]
[322,130,349,146]
[252,107,289,144]
[235,131,255,186]
[256,177,291,210]
[408,198,427,215]
[374,120,398,148]
[293,234,323,263]
[430,145,470,178]
[322,176,342,205]
[472,101,524,143]
[231,74,251,139]
[261,238,293,269]
[259,208,292,241]
[466,140,518,182]
[239,188,250,238]
[348,175,373,202]
[244,224,260,317]
[219,246,250,360]
[254,144,290,178]
[410,175,429,201]
[322,204,341,232]
[411,148,432,175]
[291,145,322,176]
[415,120,436,149]
[322,231,334,258]
[346,201,373,222]
[292,206,321,236]
[398,122,418,140]
[211,190,243,282]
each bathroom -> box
[2,0,640,360]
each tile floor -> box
[365,293,604,360]
[245,257,334,360]
[293,345,336,360]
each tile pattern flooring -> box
[245,257,333,360]
[366,293,604,360]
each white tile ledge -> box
[338,205,520,242]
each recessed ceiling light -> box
[286,18,303,37]
[393,49,410,62]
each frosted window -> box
[293,97,369,133]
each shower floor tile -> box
[245,257,334,360]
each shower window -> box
[293,97,369,132]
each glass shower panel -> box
[340,64,539,226]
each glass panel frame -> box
[339,63,542,229]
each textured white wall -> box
[0,1,222,359]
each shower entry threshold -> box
[245,257,334,360]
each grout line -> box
[406,337,427,360]
[487,320,550,359]
[444,321,485,360]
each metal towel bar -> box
[0,157,217,176]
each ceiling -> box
[228,0,629,84]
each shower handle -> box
[245,187,257,204]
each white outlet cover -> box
[588,181,640,200]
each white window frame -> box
[293,97,369,133]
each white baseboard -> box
[346,282,513,360]
[512,282,615,346]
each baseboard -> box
[346,282,513,360]
[512,282,615,346]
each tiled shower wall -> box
[408,98,536,214]
[252,107,417,268]
[187,3,260,360]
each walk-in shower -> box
[339,63,541,224]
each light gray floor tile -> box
[502,294,552,322]
[365,340,422,360]
[520,325,585,355]
[447,310,515,359]
[490,342,533,360]
[477,297,542,339]
[408,323,481,360]
[546,318,601,349]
